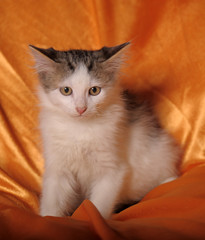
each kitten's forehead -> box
[66,50,95,71]
[63,64,92,87]
[58,50,110,85]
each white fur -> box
[38,65,179,218]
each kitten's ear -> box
[29,45,58,74]
[102,42,130,61]
[100,42,130,73]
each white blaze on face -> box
[68,65,90,113]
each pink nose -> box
[76,107,87,115]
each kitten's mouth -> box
[74,111,97,119]
[73,109,99,119]
[75,112,88,118]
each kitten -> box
[30,42,180,219]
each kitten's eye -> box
[89,86,101,96]
[60,87,72,96]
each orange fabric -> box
[0,0,205,239]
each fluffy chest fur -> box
[40,99,127,185]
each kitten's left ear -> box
[100,42,130,73]
[102,42,130,61]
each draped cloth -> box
[0,0,205,239]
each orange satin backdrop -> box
[0,0,205,239]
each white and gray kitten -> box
[30,42,180,219]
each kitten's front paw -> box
[40,207,64,217]
[161,176,177,185]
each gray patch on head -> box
[44,49,118,87]
[62,50,97,72]
[32,43,129,91]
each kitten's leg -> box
[90,171,124,219]
[40,172,80,217]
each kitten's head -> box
[30,42,129,118]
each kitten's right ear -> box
[29,45,58,74]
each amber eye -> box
[60,87,72,96]
[89,86,101,96]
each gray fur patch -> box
[122,90,161,135]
